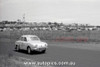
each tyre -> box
[15,45,20,51]
[41,49,46,53]
[27,47,31,54]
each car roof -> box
[21,35,38,37]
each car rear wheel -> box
[27,47,31,54]
[16,45,20,51]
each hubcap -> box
[28,48,31,53]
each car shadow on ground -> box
[13,50,45,55]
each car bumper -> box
[31,47,47,52]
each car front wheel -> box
[27,47,31,54]
[41,49,46,53]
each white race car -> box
[15,35,48,54]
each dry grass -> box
[0,30,100,42]
[0,54,53,67]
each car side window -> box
[23,37,27,41]
[19,37,27,41]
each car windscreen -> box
[30,37,40,41]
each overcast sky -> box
[0,0,100,25]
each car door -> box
[22,37,28,50]
[19,37,25,49]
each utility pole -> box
[23,13,25,22]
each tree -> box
[48,22,52,25]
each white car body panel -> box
[15,35,48,52]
